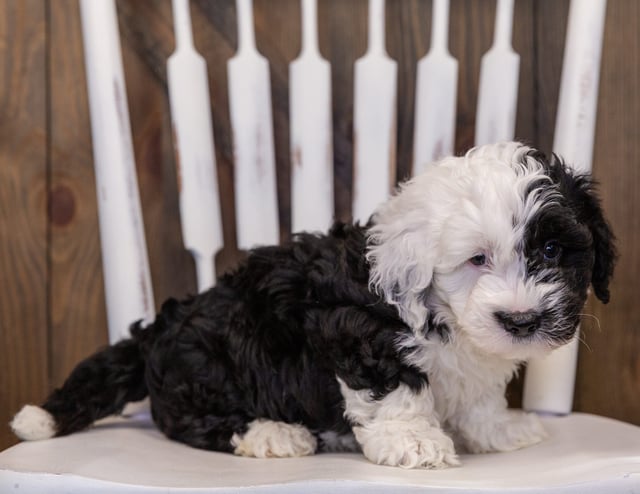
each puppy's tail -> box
[10,324,150,441]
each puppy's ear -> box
[546,154,617,303]
[366,182,438,330]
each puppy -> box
[11,142,615,469]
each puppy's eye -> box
[469,254,487,266]
[543,241,562,261]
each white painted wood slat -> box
[412,0,458,175]
[352,0,397,223]
[79,0,155,344]
[168,0,223,292]
[228,0,279,249]
[290,0,334,234]
[475,0,520,146]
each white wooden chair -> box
[1,0,639,492]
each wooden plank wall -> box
[0,0,49,452]
[0,0,638,451]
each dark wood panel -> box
[117,0,197,305]
[575,0,640,424]
[0,0,48,450]
[255,0,301,240]
[531,0,569,156]
[48,0,108,389]
[191,0,245,271]
[450,0,494,151]
[319,0,368,222]
[512,0,536,146]
[386,0,430,182]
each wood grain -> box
[0,0,48,450]
[531,0,569,156]
[449,0,494,151]
[254,0,301,241]
[48,0,108,389]
[319,0,367,221]
[117,0,196,305]
[386,0,430,182]
[192,0,244,272]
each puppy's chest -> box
[406,336,515,421]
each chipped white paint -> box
[524,0,607,416]
[475,0,520,146]
[290,0,334,234]
[412,0,458,175]
[352,0,397,223]
[168,0,223,292]
[79,0,155,343]
[228,0,279,249]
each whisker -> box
[578,313,602,332]
[575,331,593,353]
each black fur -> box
[542,154,617,303]
[521,151,616,341]
[42,338,146,436]
[42,223,427,451]
[523,151,616,303]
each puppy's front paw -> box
[355,421,459,469]
[463,410,548,453]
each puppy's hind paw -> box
[356,421,460,469]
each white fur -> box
[359,142,567,464]
[10,405,56,441]
[368,142,573,361]
[230,419,317,458]
[398,330,547,453]
[368,142,558,354]
[339,379,459,468]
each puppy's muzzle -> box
[494,311,541,337]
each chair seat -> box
[1,411,638,493]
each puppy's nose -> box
[495,311,540,337]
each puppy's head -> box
[367,142,616,360]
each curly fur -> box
[11,142,615,469]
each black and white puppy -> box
[12,142,616,469]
